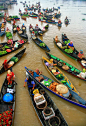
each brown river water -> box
[0,0,86,126]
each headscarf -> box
[80,50,83,54]
[4,59,7,64]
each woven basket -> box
[36,101,47,110]
[48,116,61,126]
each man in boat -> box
[33,69,42,78]
[24,72,35,90]
[63,34,69,42]
[7,70,15,85]
[33,69,44,82]
[78,50,85,59]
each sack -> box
[11,57,18,62]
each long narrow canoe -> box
[0,48,26,74]
[0,27,5,36]
[0,40,27,57]
[46,52,86,81]
[25,67,68,126]
[53,38,79,60]
[42,56,79,95]
[5,30,13,40]
[32,37,50,52]
[0,69,17,126]
[25,67,86,109]
[62,34,86,69]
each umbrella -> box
[3,93,13,102]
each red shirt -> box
[7,72,15,80]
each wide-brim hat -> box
[56,84,68,94]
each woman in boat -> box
[65,16,68,21]
[49,59,57,68]
[78,50,85,59]
[24,72,35,90]
[35,24,39,30]
[18,39,24,44]
[7,39,13,46]
[1,23,4,28]
[67,41,74,51]
[55,36,59,43]
[3,59,9,70]
[14,41,18,48]
[7,70,15,85]
[17,25,20,31]
[29,24,33,29]
[31,31,36,38]
[58,19,61,24]
[13,19,16,25]
[6,27,9,31]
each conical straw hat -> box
[56,84,68,94]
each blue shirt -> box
[25,79,35,85]
[33,72,39,78]
[68,43,73,47]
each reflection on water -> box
[0,0,86,126]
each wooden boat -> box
[25,67,86,109]
[28,13,38,18]
[6,17,11,23]
[21,15,26,20]
[62,34,86,69]
[9,15,20,20]
[53,38,79,60]
[32,37,50,52]
[17,29,28,39]
[45,52,86,81]
[5,30,13,40]
[0,27,5,36]
[0,69,16,126]
[0,40,27,57]
[25,67,68,126]
[42,56,79,95]
[0,48,26,74]
[39,17,58,24]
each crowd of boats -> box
[0,1,86,126]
